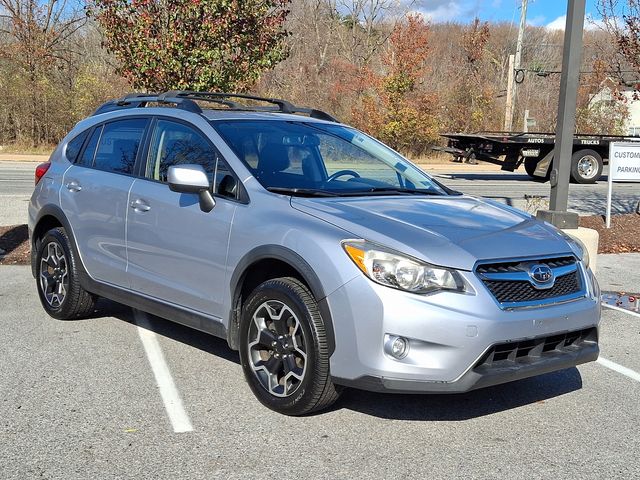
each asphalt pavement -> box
[428,164,639,216]
[0,162,35,226]
[1,254,639,479]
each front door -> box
[126,118,237,318]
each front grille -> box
[476,256,575,274]
[484,270,580,303]
[475,327,597,372]
[475,256,584,307]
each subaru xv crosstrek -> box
[29,91,601,415]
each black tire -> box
[570,149,603,184]
[239,277,340,415]
[35,227,97,320]
[524,157,550,181]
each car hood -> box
[291,195,574,270]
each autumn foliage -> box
[89,0,290,92]
[346,15,439,155]
[0,0,634,151]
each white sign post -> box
[607,142,640,228]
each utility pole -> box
[536,0,586,229]
[504,0,528,131]
[503,54,515,131]
[514,0,528,78]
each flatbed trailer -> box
[437,131,640,184]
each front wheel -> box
[239,277,340,415]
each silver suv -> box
[29,91,601,415]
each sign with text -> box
[609,142,640,181]
[606,142,640,228]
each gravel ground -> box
[580,213,640,253]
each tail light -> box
[35,162,51,185]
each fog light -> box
[389,336,409,359]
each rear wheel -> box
[35,227,97,320]
[570,149,603,184]
[239,277,340,415]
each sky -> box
[417,0,604,29]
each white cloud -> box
[527,15,546,27]
[546,13,608,31]
[546,15,567,30]
[417,1,465,22]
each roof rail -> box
[161,91,339,122]
[92,93,202,116]
[92,90,339,122]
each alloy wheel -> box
[39,241,69,308]
[247,300,307,397]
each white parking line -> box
[134,310,194,433]
[602,303,640,318]
[597,357,640,383]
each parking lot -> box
[1,253,639,479]
[2,159,639,478]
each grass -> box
[407,151,453,166]
[0,143,54,156]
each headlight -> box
[342,240,465,294]
[558,231,590,269]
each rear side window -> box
[65,130,89,163]
[93,119,148,175]
[77,127,101,167]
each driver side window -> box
[146,119,239,199]
[146,120,218,183]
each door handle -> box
[130,198,151,212]
[65,181,82,192]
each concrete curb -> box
[562,227,600,273]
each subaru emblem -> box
[528,264,554,289]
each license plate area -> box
[521,149,540,157]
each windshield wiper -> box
[266,187,340,197]
[337,187,444,196]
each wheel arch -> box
[228,245,336,355]
[31,205,82,279]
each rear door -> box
[126,118,238,317]
[60,117,149,286]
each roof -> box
[199,109,334,123]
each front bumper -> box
[333,328,598,393]
[326,269,601,393]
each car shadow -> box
[91,298,240,365]
[331,367,583,420]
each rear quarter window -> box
[77,127,101,167]
[65,130,89,163]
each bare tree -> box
[0,0,86,144]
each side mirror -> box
[167,164,215,212]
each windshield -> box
[213,120,447,196]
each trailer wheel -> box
[524,158,550,182]
[571,149,603,184]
